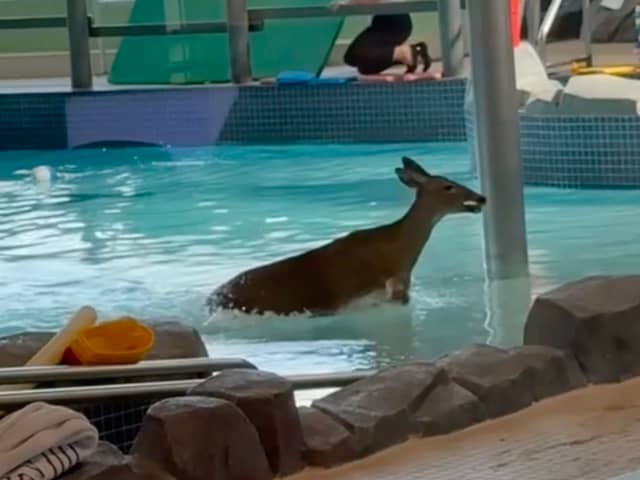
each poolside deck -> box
[291,376,640,480]
[0,40,635,94]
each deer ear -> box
[401,156,431,177]
[395,167,423,189]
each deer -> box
[206,156,486,316]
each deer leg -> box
[385,277,410,305]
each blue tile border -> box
[220,80,467,143]
[519,114,640,189]
[0,79,467,151]
[0,93,67,150]
[4,79,640,189]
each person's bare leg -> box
[392,44,413,67]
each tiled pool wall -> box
[0,79,467,150]
[2,79,640,188]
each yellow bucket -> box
[65,316,155,366]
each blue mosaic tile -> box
[466,107,640,189]
[219,79,468,143]
[0,93,67,150]
[519,114,640,189]
[65,87,238,148]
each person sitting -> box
[333,0,432,75]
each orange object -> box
[510,0,521,47]
[65,316,155,366]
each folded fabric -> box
[276,70,356,85]
[0,402,99,480]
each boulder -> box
[62,445,173,480]
[0,320,207,368]
[143,320,208,360]
[131,396,272,480]
[298,407,359,468]
[413,379,486,436]
[509,345,587,399]
[524,275,640,383]
[88,457,176,480]
[312,362,447,456]
[0,332,54,367]
[0,320,207,369]
[438,344,535,418]
[61,442,126,480]
[188,369,304,476]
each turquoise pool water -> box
[1,142,640,375]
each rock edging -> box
[22,275,640,478]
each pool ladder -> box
[523,0,594,70]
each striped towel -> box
[0,402,99,480]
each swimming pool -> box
[1,142,640,375]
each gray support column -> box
[226,0,251,83]
[66,0,93,90]
[467,0,529,280]
[438,0,465,77]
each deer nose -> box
[477,195,487,205]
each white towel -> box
[0,402,99,480]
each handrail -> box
[0,17,68,29]
[0,370,376,406]
[535,0,592,68]
[249,1,438,20]
[0,358,256,384]
[90,20,264,37]
[0,0,463,88]
[0,17,264,36]
[536,0,563,62]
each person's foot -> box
[406,42,432,73]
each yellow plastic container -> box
[66,316,155,366]
[570,62,640,77]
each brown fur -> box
[207,157,486,316]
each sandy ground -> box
[291,376,640,480]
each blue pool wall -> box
[3,79,640,188]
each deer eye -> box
[444,185,454,192]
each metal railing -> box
[0,0,464,89]
[529,0,593,68]
[0,364,375,407]
[0,358,255,384]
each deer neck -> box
[395,194,445,271]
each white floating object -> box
[31,165,53,183]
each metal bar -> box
[525,0,541,45]
[581,0,593,67]
[536,0,563,64]
[286,370,375,390]
[467,0,530,280]
[250,1,438,20]
[0,358,256,384]
[0,370,374,406]
[438,0,465,77]
[227,0,251,84]
[89,20,264,37]
[0,17,68,29]
[66,0,93,90]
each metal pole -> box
[66,0,93,90]
[467,0,529,280]
[0,370,375,406]
[581,0,593,67]
[226,0,251,83]
[438,0,465,77]
[525,0,541,45]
